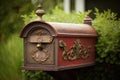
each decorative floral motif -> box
[31,49,49,63]
[59,39,91,61]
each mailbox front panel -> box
[24,28,55,66]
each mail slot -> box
[20,5,97,71]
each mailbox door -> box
[24,27,56,67]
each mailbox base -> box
[22,62,95,71]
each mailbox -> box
[20,5,97,71]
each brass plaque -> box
[29,35,53,43]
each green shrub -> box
[21,7,90,24]
[93,8,120,64]
[21,7,120,80]
[24,71,54,80]
[1,7,119,80]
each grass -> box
[0,34,24,80]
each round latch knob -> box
[36,43,43,50]
[35,4,45,21]
[36,43,41,48]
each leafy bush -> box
[21,7,90,24]
[0,0,35,41]
[21,7,120,80]
[24,71,54,80]
[93,8,120,64]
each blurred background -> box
[0,0,120,80]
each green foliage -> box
[0,0,35,41]
[1,5,119,80]
[25,71,54,80]
[22,7,91,24]
[93,8,120,64]
[22,7,120,80]
[0,34,23,80]
[21,11,38,25]
[43,7,90,23]
[0,0,63,41]
[76,9,120,80]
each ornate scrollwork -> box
[31,49,49,63]
[59,39,91,61]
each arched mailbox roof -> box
[20,21,97,38]
[48,22,97,37]
[20,21,57,38]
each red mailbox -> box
[20,5,97,71]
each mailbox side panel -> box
[57,37,96,70]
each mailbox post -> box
[20,4,97,80]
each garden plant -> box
[0,7,120,80]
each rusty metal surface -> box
[25,28,55,65]
[20,19,97,71]
[22,61,95,71]
[59,39,91,61]
[20,21,97,38]
[48,22,97,36]
[20,21,57,38]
